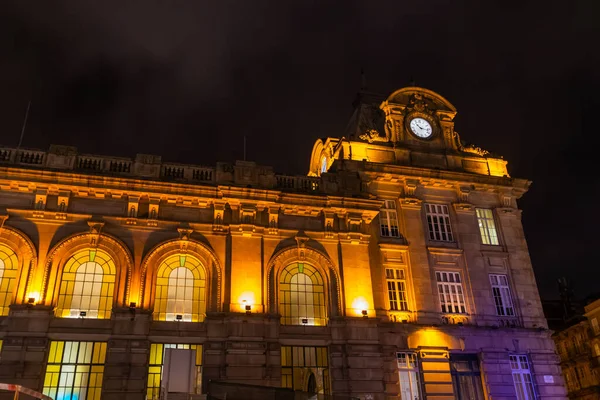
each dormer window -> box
[320,157,327,174]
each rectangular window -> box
[510,354,536,400]
[476,208,499,245]
[397,352,421,400]
[436,271,466,314]
[43,341,106,400]
[281,346,330,395]
[147,343,203,400]
[489,274,515,316]
[425,204,454,242]
[450,354,485,400]
[386,268,409,311]
[380,200,401,238]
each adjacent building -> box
[553,298,600,399]
[0,86,565,399]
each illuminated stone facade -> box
[0,87,565,400]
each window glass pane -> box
[489,274,515,316]
[386,268,409,312]
[43,341,106,400]
[509,354,537,400]
[436,272,467,314]
[476,208,499,245]
[281,346,330,394]
[154,254,206,322]
[397,352,421,400]
[279,263,326,326]
[56,249,116,319]
[425,204,454,242]
[0,244,18,316]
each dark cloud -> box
[1,0,599,299]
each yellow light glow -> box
[351,297,369,316]
[27,292,40,304]
[408,328,460,349]
[237,292,255,312]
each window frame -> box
[281,346,330,395]
[154,254,207,322]
[0,244,19,316]
[380,200,401,238]
[450,353,485,400]
[147,343,203,399]
[396,352,422,400]
[509,354,537,400]
[279,262,327,326]
[435,271,467,314]
[476,208,500,245]
[43,341,107,400]
[425,203,454,242]
[386,268,409,312]
[489,274,515,317]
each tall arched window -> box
[0,244,19,316]
[279,263,326,326]
[154,254,206,322]
[56,249,116,319]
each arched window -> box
[279,263,326,326]
[56,249,116,319]
[0,244,19,316]
[154,254,206,322]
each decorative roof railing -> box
[0,144,356,196]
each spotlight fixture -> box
[129,302,137,308]
[80,311,87,317]
[301,318,308,325]
[361,310,368,318]
[245,305,251,314]
[176,314,183,321]
[28,297,36,304]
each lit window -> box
[592,318,599,335]
[0,244,18,316]
[386,268,408,311]
[425,204,454,242]
[476,208,499,245]
[154,254,206,322]
[147,343,203,400]
[320,157,327,174]
[450,354,485,400]
[281,346,330,395]
[43,341,106,400]
[594,343,600,357]
[380,200,401,238]
[279,263,326,326]
[397,352,421,400]
[489,274,515,316]
[509,354,537,400]
[56,249,115,319]
[436,271,466,314]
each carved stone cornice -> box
[399,198,422,210]
[453,203,474,213]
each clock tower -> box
[309,86,508,177]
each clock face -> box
[409,117,433,138]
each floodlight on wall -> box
[129,302,136,309]
[361,310,368,318]
[80,311,87,317]
[245,305,251,314]
[176,314,183,321]
[28,297,36,304]
[301,318,308,325]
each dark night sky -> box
[1,1,599,300]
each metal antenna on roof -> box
[17,101,31,150]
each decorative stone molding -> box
[268,206,279,235]
[127,195,139,218]
[399,198,422,210]
[453,203,474,213]
[404,179,419,197]
[213,201,226,232]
